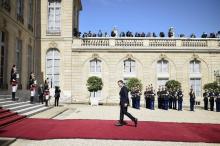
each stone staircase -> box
[0,96,52,127]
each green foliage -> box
[203,81,220,92]
[86,76,103,92]
[126,78,143,92]
[165,80,181,91]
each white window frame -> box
[190,78,201,97]
[47,0,61,33]
[157,59,169,73]
[157,78,169,88]
[17,0,24,17]
[124,59,136,77]
[190,60,201,74]
[46,48,60,88]
[28,0,33,26]
[90,58,101,74]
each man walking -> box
[115,80,138,127]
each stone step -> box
[0,101,15,105]
[23,106,51,117]
[0,98,12,101]
[6,103,36,111]
[13,104,46,114]
[1,101,30,108]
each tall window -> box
[48,0,61,33]
[16,38,22,81]
[157,59,168,73]
[190,78,201,97]
[0,31,5,87]
[190,60,201,97]
[46,48,60,88]
[190,60,200,73]
[27,46,33,75]
[17,0,24,23]
[124,59,135,74]
[1,0,11,12]
[28,0,33,31]
[90,58,101,73]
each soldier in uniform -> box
[172,89,177,110]
[10,65,17,101]
[130,87,136,108]
[215,91,220,112]
[169,89,173,109]
[144,87,150,109]
[157,86,162,109]
[203,89,209,110]
[161,87,169,110]
[189,88,196,111]
[209,89,215,111]
[177,88,183,111]
[149,87,155,110]
[54,86,61,107]
[29,72,36,104]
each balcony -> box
[72,37,220,52]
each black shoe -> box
[134,118,138,127]
[115,122,123,126]
[121,121,127,125]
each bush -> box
[126,78,143,92]
[203,81,220,92]
[86,76,103,93]
[165,80,181,91]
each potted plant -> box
[165,80,181,92]
[126,78,143,109]
[87,76,103,105]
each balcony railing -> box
[72,37,220,50]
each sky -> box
[79,0,220,37]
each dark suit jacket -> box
[119,86,129,105]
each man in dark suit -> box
[115,80,138,127]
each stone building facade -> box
[71,38,220,104]
[1,0,220,104]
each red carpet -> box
[0,118,220,143]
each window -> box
[124,59,135,74]
[157,59,168,73]
[190,78,201,97]
[28,0,33,31]
[157,78,169,87]
[0,31,5,87]
[90,59,101,73]
[17,0,24,23]
[1,0,11,12]
[16,38,22,82]
[27,46,33,75]
[48,0,61,34]
[46,48,60,88]
[190,60,200,73]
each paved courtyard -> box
[6,104,220,146]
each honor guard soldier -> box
[29,72,36,104]
[157,86,162,109]
[54,86,61,107]
[149,87,155,110]
[189,88,196,111]
[209,89,215,111]
[203,90,209,110]
[162,87,169,110]
[172,90,177,110]
[144,87,150,109]
[169,90,173,109]
[177,88,183,111]
[10,65,18,101]
[215,91,220,112]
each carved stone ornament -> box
[49,41,58,48]
[159,53,167,60]
[126,54,133,59]
[192,53,199,60]
[92,53,99,59]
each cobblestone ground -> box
[9,104,220,146]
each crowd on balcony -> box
[76,27,220,39]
